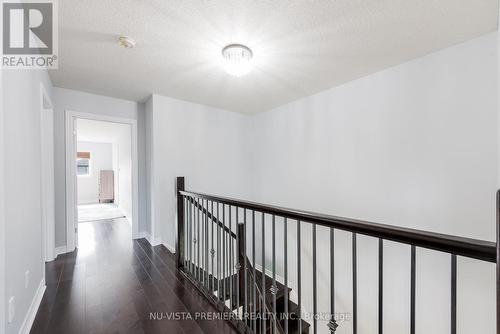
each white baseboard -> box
[54,246,68,258]
[19,278,46,334]
[136,231,148,239]
[162,242,175,253]
[136,231,162,246]
[136,232,174,252]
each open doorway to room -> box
[76,119,130,223]
[65,111,139,252]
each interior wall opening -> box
[75,119,132,226]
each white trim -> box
[40,83,55,262]
[162,242,175,253]
[137,231,149,239]
[65,112,77,252]
[18,279,46,334]
[137,231,162,246]
[149,236,162,246]
[54,246,68,258]
[65,111,140,251]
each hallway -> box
[30,219,239,334]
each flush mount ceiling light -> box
[221,44,253,77]
[118,36,136,49]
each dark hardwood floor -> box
[30,218,240,334]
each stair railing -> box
[176,177,498,334]
[177,177,284,333]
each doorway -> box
[65,111,139,252]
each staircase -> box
[175,177,498,334]
[187,261,311,334]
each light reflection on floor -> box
[76,218,132,259]
[77,222,96,257]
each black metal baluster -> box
[211,200,215,293]
[202,199,206,287]
[190,198,194,276]
[229,206,233,310]
[217,202,221,301]
[379,239,383,334]
[191,198,194,277]
[197,197,201,282]
[183,196,187,267]
[200,198,203,284]
[284,218,289,334]
[262,212,266,334]
[353,233,357,334]
[272,215,277,334]
[259,294,262,334]
[244,209,248,325]
[313,224,317,334]
[205,199,209,289]
[200,199,204,287]
[297,221,302,334]
[199,199,203,285]
[187,197,193,275]
[252,210,257,332]
[222,203,225,300]
[197,198,200,282]
[236,208,240,318]
[451,254,457,334]
[328,229,338,333]
[222,204,229,305]
[410,245,416,334]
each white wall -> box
[248,32,498,334]
[0,63,6,334]
[2,69,53,334]
[142,33,498,334]
[52,88,145,247]
[76,141,113,204]
[47,31,498,334]
[145,94,252,249]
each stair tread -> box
[183,260,310,334]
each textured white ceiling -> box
[50,0,498,114]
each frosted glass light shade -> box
[221,44,253,77]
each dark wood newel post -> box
[238,222,245,304]
[176,177,185,269]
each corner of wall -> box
[144,95,155,240]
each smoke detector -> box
[118,36,136,49]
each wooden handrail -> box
[188,197,237,239]
[180,190,496,263]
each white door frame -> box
[40,83,55,261]
[65,110,139,252]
